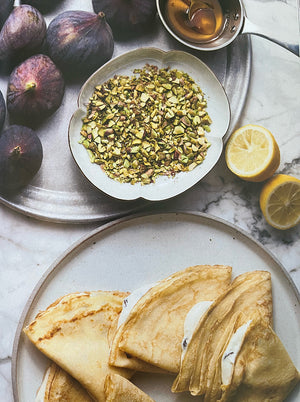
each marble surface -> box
[0,0,299,400]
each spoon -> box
[188,0,216,35]
[158,0,300,57]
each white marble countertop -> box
[0,0,299,400]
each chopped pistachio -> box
[80,64,211,185]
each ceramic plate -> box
[69,48,231,201]
[12,212,299,401]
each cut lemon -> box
[225,124,280,182]
[260,174,300,230]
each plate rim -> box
[11,210,299,402]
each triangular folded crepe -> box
[35,363,94,401]
[23,291,134,401]
[104,373,155,401]
[172,270,273,396]
[109,265,232,373]
[219,311,300,402]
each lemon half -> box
[260,174,300,230]
[225,124,280,182]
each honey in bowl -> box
[166,0,225,43]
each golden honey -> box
[166,0,225,43]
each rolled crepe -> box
[104,373,155,401]
[219,312,300,402]
[172,270,273,396]
[23,291,134,401]
[35,363,94,401]
[110,265,232,373]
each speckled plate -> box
[0,0,251,223]
[69,48,231,201]
[12,212,299,401]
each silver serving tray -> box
[12,212,299,401]
[0,1,251,223]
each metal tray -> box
[0,1,251,223]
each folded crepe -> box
[172,270,273,397]
[35,363,94,401]
[219,311,300,402]
[109,265,232,373]
[23,291,134,401]
[104,373,155,401]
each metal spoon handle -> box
[242,17,299,57]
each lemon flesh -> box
[225,124,280,182]
[260,174,300,230]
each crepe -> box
[219,311,300,402]
[35,363,94,401]
[172,270,273,397]
[104,373,155,401]
[109,264,232,373]
[23,291,134,401]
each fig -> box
[92,0,157,38]
[0,125,43,191]
[20,0,64,14]
[0,5,46,62]
[0,90,6,132]
[7,54,65,126]
[46,11,114,79]
[0,0,14,30]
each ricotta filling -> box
[117,283,156,328]
[35,366,51,402]
[181,300,213,359]
[221,320,252,385]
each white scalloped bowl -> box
[68,48,231,201]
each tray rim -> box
[11,209,299,402]
[0,36,252,224]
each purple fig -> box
[92,0,157,38]
[46,11,114,79]
[0,125,43,191]
[7,54,65,126]
[0,90,5,132]
[0,5,46,62]
[0,0,14,30]
[21,0,64,14]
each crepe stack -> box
[109,264,232,373]
[23,291,134,401]
[172,270,300,401]
[35,363,93,401]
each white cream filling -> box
[181,300,213,358]
[35,366,51,402]
[117,283,156,328]
[221,320,252,385]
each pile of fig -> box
[0,0,158,192]
[0,125,43,191]
[46,10,114,79]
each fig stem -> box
[10,146,22,160]
[25,82,37,92]
[97,11,105,19]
